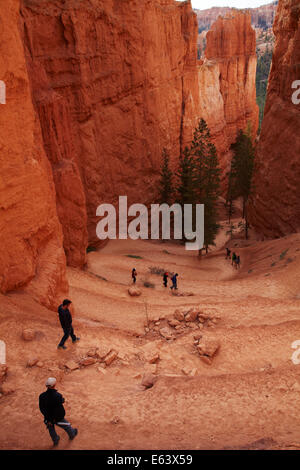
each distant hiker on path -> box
[57,299,80,350]
[170,273,178,290]
[132,268,137,284]
[236,255,241,269]
[232,252,237,267]
[39,377,78,446]
[163,272,168,288]
[226,248,231,260]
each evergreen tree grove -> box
[158,148,174,205]
[190,119,221,253]
[230,126,256,239]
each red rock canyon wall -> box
[0,0,259,304]
[249,0,300,236]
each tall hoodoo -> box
[249,0,300,236]
[0,0,68,308]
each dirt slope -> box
[1,230,300,450]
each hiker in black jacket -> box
[39,377,78,446]
[57,299,80,350]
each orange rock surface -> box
[204,11,259,177]
[249,0,300,236]
[0,0,259,304]
[0,0,68,308]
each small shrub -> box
[279,249,288,260]
[126,254,143,259]
[144,281,155,288]
[87,245,97,253]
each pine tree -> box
[230,126,255,239]
[190,119,221,253]
[176,146,196,206]
[158,148,174,205]
[175,146,196,245]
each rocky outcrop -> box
[196,2,278,32]
[249,0,300,237]
[20,1,258,240]
[200,11,259,177]
[0,0,259,304]
[0,0,68,308]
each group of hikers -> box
[39,299,79,446]
[226,247,241,269]
[132,268,178,290]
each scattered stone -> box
[190,368,197,377]
[198,324,204,330]
[193,332,203,341]
[141,373,156,389]
[128,287,141,297]
[197,336,220,364]
[168,319,181,328]
[0,383,15,396]
[133,373,142,379]
[97,346,113,361]
[36,361,44,368]
[175,325,182,330]
[146,352,160,364]
[87,348,99,358]
[174,309,185,322]
[110,416,121,425]
[65,360,80,371]
[27,358,39,368]
[145,364,157,375]
[103,349,118,366]
[159,327,173,340]
[185,308,199,322]
[145,328,150,333]
[80,357,97,367]
[154,321,160,326]
[98,367,107,375]
[22,329,36,341]
[0,365,8,380]
[182,367,190,376]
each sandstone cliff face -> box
[0,0,68,308]
[196,2,278,31]
[21,0,200,245]
[249,0,300,237]
[21,1,258,242]
[0,0,259,305]
[202,11,259,177]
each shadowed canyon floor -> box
[1,228,300,450]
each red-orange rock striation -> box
[0,0,68,308]
[204,11,259,177]
[0,0,259,304]
[20,1,258,240]
[249,0,300,237]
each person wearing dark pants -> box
[170,273,178,290]
[163,272,168,288]
[57,299,80,350]
[132,268,137,284]
[39,377,78,446]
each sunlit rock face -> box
[249,0,300,237]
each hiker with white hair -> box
[39,377,78,446]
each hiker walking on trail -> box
[163,272,168,288]
[236,255,241,269]
[57,299,80,350]
[170,273,178,290]
[232,252,237,267]
[226,248,231,260]
[132,268,137,284]
[39,377,78,447]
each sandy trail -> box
[1,230,300,450]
